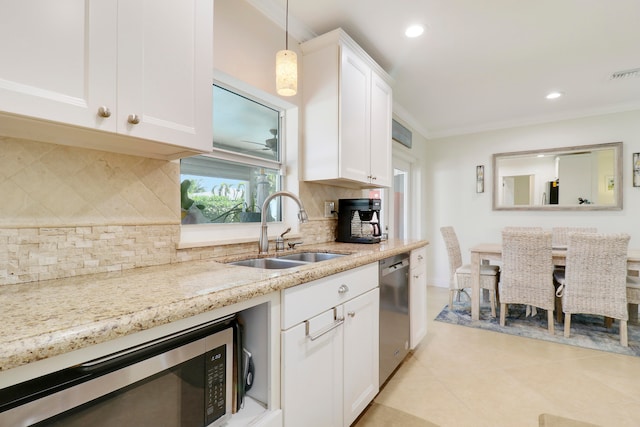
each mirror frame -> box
[492,141,623,211]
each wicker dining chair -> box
[551,227,597,247]
[627,275,640,324]
[503,226,544,232]
[551,227,597,322]
[627,275,640,320]
[500,229,555,334]
[440,226,500,317]
[555,233,630,347]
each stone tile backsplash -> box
[0,137,180,228]
[0,220,337,285]
[0,137,350,286]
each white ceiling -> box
[248,0,640,139]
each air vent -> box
[610,68,640,80]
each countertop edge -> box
[0,240,428,373]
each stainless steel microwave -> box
[0,315,242,427]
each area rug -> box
[434,300,640,357]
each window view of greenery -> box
[181,157,280,224]
[180,84,282,225]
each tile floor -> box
[354,286,640,427]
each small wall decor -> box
[476,165,484,193]
[634,152,640,187]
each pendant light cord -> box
[285,0,289,50]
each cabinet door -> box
[343,288,379,426]
[369,73,393,187]
[117,0,213,152]
[339,44,370,184]
[0,0,117,131]
[282,307,343,427]
[410,247,428,349]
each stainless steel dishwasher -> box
[379,253,410,386]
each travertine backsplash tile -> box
[299,181,362,218]
[0,220,336,285]
[0,137,347,286]
[0,137,179,227]
[0,225,180,284]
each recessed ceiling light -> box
[405,25,424,38]
[546,91,563,100]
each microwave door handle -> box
[76,315,235,373]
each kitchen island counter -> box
[0,239,427,373]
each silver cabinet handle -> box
[127,114,140,124]
[305,317,344,341]
[338,284,349,294]
[418,255,424,260]
[413,274,420,279]
[347,311,355,317]
[97,106,111,118]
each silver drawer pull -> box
[418,254,424,260]
[306,318,344,341]
[338,284,349,294]
[127,114,140,124]
[347,311,356,317]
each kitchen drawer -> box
[410,246,427,272]
[281,263,378,330]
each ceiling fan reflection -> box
[241,128,278,152]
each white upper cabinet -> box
[301,28,393,189]
[369,73,393,187]
[0,0,213,160]
[0,1,117,131]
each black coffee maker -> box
[336,198,382,243]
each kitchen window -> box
[179,71,300,246]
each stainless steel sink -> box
[278,252,346,262]
[228,252,346,269]
[228,258,308,269]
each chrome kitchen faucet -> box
[258,191,308,254]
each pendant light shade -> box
[276,0,297,96]
[276,49,297,96]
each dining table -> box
[469,243,640,321]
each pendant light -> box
[276,0,297,96]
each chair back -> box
[501,229,554,310]
[440,226,463,286]
[563,233,630,319]
[552,227,597,247]
[503,226,543,232]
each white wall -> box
[423,109,640,287]
[214,0,302,102]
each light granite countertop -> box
[0,239,427,372]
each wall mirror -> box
[493,142,622,211]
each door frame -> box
[384,148,420,240]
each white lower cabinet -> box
[282,307,344,427]
[343,289,380,425]
[409,246,428,349]
[281,263,379,427]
